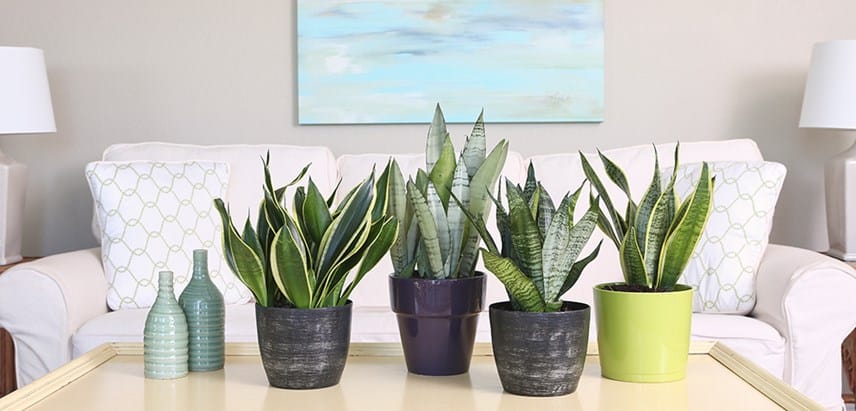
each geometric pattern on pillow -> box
[86,161,251,310]
[668,161,786,314]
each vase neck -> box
[157,271,176,299]
[192,249,208,279]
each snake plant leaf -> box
[405,214,420,271]
[446,160,469,277]
[597,149,633,202]
[635,152,661,256]
[568,181,584,218]
[619,225,648,287]
[488,187,514,260]
[580,152,625,243]
[270,226,312,308]
[407,180,445,278]
[387,160,409,274]
[429,136,456,207]
[657,162,713,290]
[342,216,399,302]
[242,217,264,261]
[528,185,541,222]
[559,240,603,297]
[215,199,268,306]
[317,172,375,276]
[303,178,332,246]
[642,182,675,286]
[506,180,545,295]
[523,163,538,203]
[319,219,374,306]
[536,184,555,238]
[426,182,451,270]
[542,198,599,303]
[274,163,312,202]
[326,179,342,208]
[426,104,449,172]
[415,169,430,196]
[461,110,486,179]
[458,140,508,276]
[450,192,499,256]
[482,250,547,312]
[372,160,393,221]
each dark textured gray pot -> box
[489,301,590,397]
[255,301,351,389]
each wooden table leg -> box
[843,328,856,403]
[0,327,16,397]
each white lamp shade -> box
[800,40,856,129]
[0,47,56,134]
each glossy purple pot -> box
[389,273,486,376]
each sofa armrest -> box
[752,244,856,410]
[0,248,106,386]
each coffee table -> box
[0,341,823,410]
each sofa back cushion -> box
[528,139,765,307]
[335,151,527,307]
[86,160,251,309]
[95,143,339,241]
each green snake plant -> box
[388,104,508,279]
[214,155,398,308]
[581,144,714,291]
[458,164,603,312]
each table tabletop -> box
[0,342,824,411]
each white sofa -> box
[0,139,854,410]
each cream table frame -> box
[0,341,824,410]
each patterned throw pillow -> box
[667,161,786,314]
[86,161,251,310]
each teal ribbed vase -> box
[144,271,189,379]
[179,249,225,371]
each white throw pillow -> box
[667,161,786,314]
[86,161,252,310]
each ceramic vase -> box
[179,249,225,371]
[144,271,189,379]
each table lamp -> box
[799,40,856,260]
[0,47,56,264]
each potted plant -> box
[214,155,397,389]
[581,145,714,382]
[459,163,602,396]
[387,104,508,375]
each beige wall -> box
[1,0,855,256]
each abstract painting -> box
[297,1,604,124]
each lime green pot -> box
[593,282,693,383]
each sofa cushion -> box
[86,161,251,309]
[691,313,785,378]
[95,143,339,242]
[669,161,787,314]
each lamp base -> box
[826,139,856,262]
[0,152,25,265]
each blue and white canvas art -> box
[297,1,604,124]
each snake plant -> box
[214,155,398,308]
[388,104,508,279]
[458,164,602,312]
[581,144,714,291]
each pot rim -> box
[388,271,486,283]
[593,282,693,294]
[489,301,590,314]
[254,300,353,311]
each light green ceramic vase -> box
[144,271,189,379]
[593,282,693,383]
[179,249,225,371]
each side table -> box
[0,257,38,398]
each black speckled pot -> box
[255,301,352,389]
[490,301,590,396]
[389,273,485,376]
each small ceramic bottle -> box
[179,249,225,371]
[144,271,189,379]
